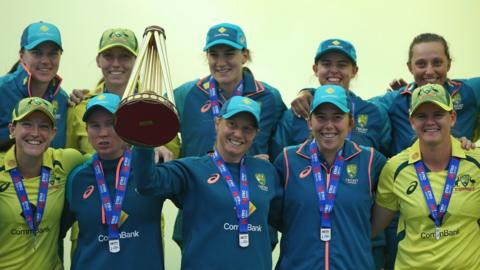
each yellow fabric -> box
[0,146,83,270]
[376,137,480,269]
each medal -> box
[109,239,120,253]
[239,233,249,248]
[320,228,331,241]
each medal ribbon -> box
[93,148,132,242]
[212,149,249,236]
[208,76,244,118]
[10,167,50,236]
[414,157,459,228]
[309,139,345,229]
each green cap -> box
[12,97,55,126]
[410,84,453,116]
[98,28,138,56]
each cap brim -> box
[315,48,355,63]
[409,101,453,116]
[222,109,260,127]
[83,104,116,122]
[98,43,137,56]
[311,101,350,114]
[203,40,244,51]
[24,38,62,50]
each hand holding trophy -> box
[114,26,179,147]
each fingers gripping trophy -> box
[114,26,179,146]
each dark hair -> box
[408,33,451,65]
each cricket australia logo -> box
[345,164,358,184]
[454,174,475,192]
[452,93,463,111]
[356,114,368,134]
[255,173,268,191]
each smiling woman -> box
[131,96,283,270]
[0,97,83,270]
[0,21,69,152]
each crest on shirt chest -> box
[355,114,368,134]
[454,174,475,192]
[255,173,268,192]
[345,164,358,185]
[452,93,463,111]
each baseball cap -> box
[219,96,260,127]
[410,84,453,116]
[314,38,357,64]
[203,23,247,51]
[98,28,138,56]
[21,21,62,50]
[83,93,121,122]
[310,85,350,114]
[12,97,56,126]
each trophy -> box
[114,26,179,147]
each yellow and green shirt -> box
[376,137,480,269]
[0,146,83,270]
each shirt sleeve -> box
[375,160,399,211]
[132,146,188,203]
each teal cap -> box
[310,85,350,114]
[219,96,260,127]
[21,21,62,50]
[83,93,121,122]
[204,23,247,51]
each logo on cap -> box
[326,87,335,94]
[98,95,106,100]
[218,27,226,33]
[332,40,341,46]
[242,98,251,104]
[40,25,49,32]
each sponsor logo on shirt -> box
[299,166,312,179]
[454,174,476,192]
[255,173,268,191]
[223,223,262,232]
[0,182,10,192]
[10,226,51,236]
[356,114,369,134]
[201,100,211,113]
[83,185,95,199]
[207,173,220,184]
[406,181,418,195]
[97,230,140,242]
[420,228,459,239]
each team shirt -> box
[63,154,165,270]
[376,137,480,269]
[133,147,283,270]
[274,140,386,270]
[0,146,83,270]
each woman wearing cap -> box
[0,22,68,153]
[372,83,480,269]
[274,85,386,270]
[61,93,166,269]
[272,38,391,159]
[132,96,282,269]
[66,27,179,159]
[172,22,286,247]
[0,97,83,270]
